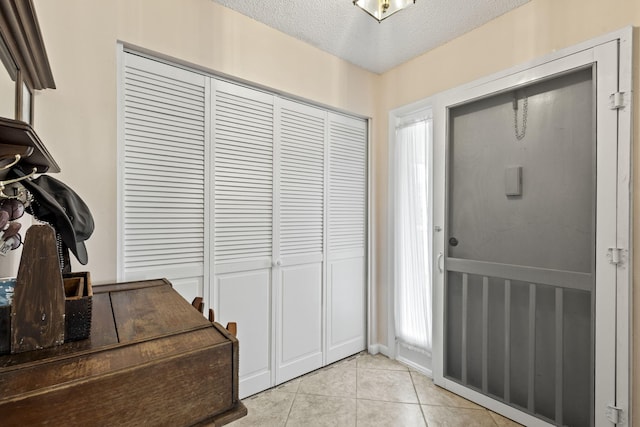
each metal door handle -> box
[437,252,444,273]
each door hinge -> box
[606,404,623,424]
[607,247,624,265]
[610,92,626,110]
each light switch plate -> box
[505,166,522,197]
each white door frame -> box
[429,27,632,426]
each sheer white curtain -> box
[394,119,432,354]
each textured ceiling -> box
[211,0,531,74]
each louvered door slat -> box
[125,92,205,122]
[126,140,204,158]
[124,150,204,167]
[124,132,203,149]
[125,123,204,143]
[123,54,206,279]
[280,148,324,161]
[126,188,203,198]
[281,183,324,192]
[214,81,274,264]
[216,145,272,159]
[125,68,205,94]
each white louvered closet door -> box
[274,99,326,384]
[120,52,369,400]
[326,112,368,364]
[121,53,208,304]
[212,80,275,398]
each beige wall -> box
[31,0,377,282]
[27,0,638,421]
[376,0,640,420]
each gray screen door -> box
[444,66,600,426]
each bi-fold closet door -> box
[211,81,275,396]
[120,53,367,399]
[120,52,209,303]
[211,80,367,398]
[273,99,326,384]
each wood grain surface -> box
[11,225,65,353]
[110,283,212,343]
[0,280,246,426]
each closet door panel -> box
[276,263,323,383]
[328,256,365,350]
[217,269,272,397]
[121,52,207,303]
[326,113,367,364]
[212,80,274,398]
[274,99,326,384]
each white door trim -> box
[615,27,633,427]
[116,42,125,283]
[616,28,638,426]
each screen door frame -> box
[431,27,632,427]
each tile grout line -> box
[282,378,299,426]
[237,353,510,427]
[355,356,359,427]
[409,370,430,426]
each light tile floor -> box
[227,352,523,427]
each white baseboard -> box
[368,344,390,357]
[396,355,433,378]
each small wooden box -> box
[0,272,93,354]
[63,271,93,342]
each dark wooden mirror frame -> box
[0,0,55,124]
[0,0,59,173]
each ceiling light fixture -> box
[352,0,416,22]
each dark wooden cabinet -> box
[0,279,246,426]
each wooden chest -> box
[0,279,246,426]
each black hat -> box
[12,168,94,265]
